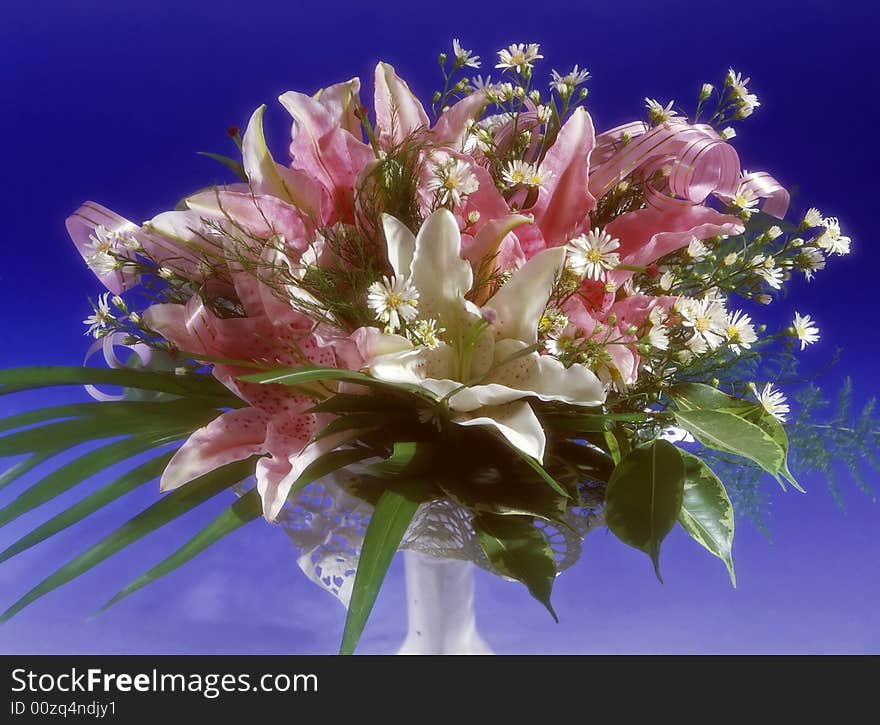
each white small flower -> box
[792,312,820,350]
[736,93,760,118]
[566,228,621,281]
[686,237,710,260]
[84,224,126,273]
[685,332,709,356]
[679,297,727,349]
[645,98,678,125]
[426,156,480,207]
[723,252,738,266]
[726,69,751,97]
[471,74,496,92]
[720,126,737,140]
[797,248,826,280]
[802,207,823,227]
[753,382,789,422]
[501,159,551,188]
[495,43,542,72]
[452,39,480,68]
[753,257,783,289]
[82,292,114,338]
[816,217,851,255]
[550,65,590,94]
[410,318,445,349]
[544,324,578,357]
[766,225,783,240]
[731,186,760,216]
[659,270,676,291]
[535,104,553,123]
[700,83,714,99]
[724,310,758,354]
[367,275,419,332]
[158,267,175,280]
[647,323,670,351]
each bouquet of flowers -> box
[0,41,859,654]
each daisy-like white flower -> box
[726,69,751,97]
[792,312,820,350]
[495,43,542,73]
[544,324,579,357]
[645,98,678,125]
[753,382,790,422]
[731,186,760,216]
[501,159,551,188]
[647,323,670,351]
[367,275,419,332]
[816,217,851,255]
[550,65,590,94]
[736,93,760,118]
[802,207,823,228]
[679,297,727,349]
[83,292,114,338]
[426,156,480,206]
[535,104,553,123]
[685,331,709,356]
[566,228,621,281]
[766,225,783,240]
[538,309,569,337]
[410,318,445,349]
[84,224,125,274]
[796,248,826,280]
[724,309,758,354]
[470,74,495,91]
[687,237,710,260]
[751,255,783,290]
[720,126,737,140]
[452,39,480,68]
[658,270,676,291]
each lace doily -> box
[273,468,604,608]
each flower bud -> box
[699,83,714,100]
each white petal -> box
[409,209,473,322]
[382,214,416,279]
[484,247,566,344]
[456,401,546,462]
[487,340,606,406]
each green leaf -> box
[0,451,175,563]
[0,451,56,491]
[673,409,785,479]
[196,151,247,181]
[0,433,185,527]
[670,383,800,491]
[678,452,736,586]
[474,513,558,621]
[99,488,261,611]
[308,393,426,415]
[241,366,428,397]
[0,458,255,623]
[340,487,423,655]
[0,366,238,406]
[604,439,685,581]
[510,449,571,499]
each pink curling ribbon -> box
[83,332,154,402]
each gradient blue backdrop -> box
[1,0,877,654]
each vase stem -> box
[397,550,492,655]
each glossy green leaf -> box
[678,452,736,586]
[604,439,685,580]
[0,433,185,527]
[241,366,427,397]
[510,448,571,499]
[0,451,175,563]
[673,408,785,479]
[670,383,800,491]
[99,488,261,611]
[475,513,558,621]
[340,487,423,655]
[0,458,255,623]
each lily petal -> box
[409,209,473,322]
[456,401,546,462]
[373,62,429,147]
[381,213,416,279]
[484,247,566,344]
[160,408,268,492]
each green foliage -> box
[604,439,685,580]
[474,513,559,621]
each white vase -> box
[396,550,493,655]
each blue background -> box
[1,0,878,654]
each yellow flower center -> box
[587,248,604,263]
[695,317,711,333]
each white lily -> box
[358,209,605,462]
